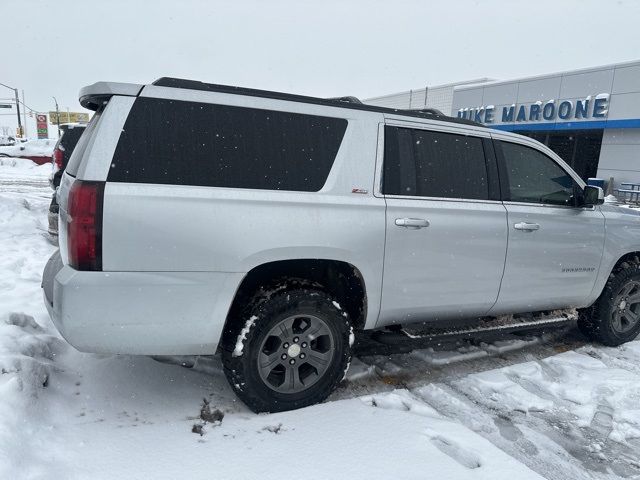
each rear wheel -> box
[578,260,640,346]
[221,284,352,413]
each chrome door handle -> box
[395,218,430,229]
[514,222,540,231]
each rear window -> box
[108,97,348,191]
[65,111,102,177]
[59,127,86,166]
[60,127,85,149]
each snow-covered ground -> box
[2,159,640,480]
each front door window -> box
[499,141,580,206]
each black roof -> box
[152,77,484,128]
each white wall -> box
[598,128,640,186]
[365,79,492,114]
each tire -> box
[578,260,640,346]
[221,283,353,413]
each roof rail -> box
[327,96,362,104]
[147,77,486,128]
[412,108,445,116]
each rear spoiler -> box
[78,82,144,111]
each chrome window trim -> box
[502,200,595,211]
[384,194,503,205]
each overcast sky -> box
[2,0,640,136]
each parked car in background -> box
[0,138,55,164]
[44,78,640,414]
[48,123,87,235]
[51,124,87,188]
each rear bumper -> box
[42,250,244,355]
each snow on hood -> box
[0,139,55,157]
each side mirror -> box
[584,185,605,206]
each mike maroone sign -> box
[457,93,610,124]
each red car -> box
[0,138,55,165]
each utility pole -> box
[13,88,22,137]
[21,90,27,137]
[52,96,61,138]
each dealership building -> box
[365,60,640,188]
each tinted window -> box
[383,126,489,200]
[500,141,577,206]
[59,127,86,167]
[109,97,347,191]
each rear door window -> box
[383,126,489,200]
[109,97,348,191]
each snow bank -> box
[0,156,52,185]
[0,139,55,158]
[0,156,51,171]
[0,173,59,479]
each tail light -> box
[53,148,63,170]
[67,180,104,271]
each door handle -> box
[514,222,540,231]
[395,218,430,229]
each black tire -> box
[578,260,640,346]
[221,282,352,413]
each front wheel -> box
[578,261,640,346]
[221,286,352,413]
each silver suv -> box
[43,78,640,412]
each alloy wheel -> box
[257,314,335,394]
[611,281,640,334]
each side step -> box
[355,311,577,356]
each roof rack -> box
[150,77,485,128]
[327,96,362,105]
[413,108,445,116]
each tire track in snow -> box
[431,351,640,479]
[414,383,592,480]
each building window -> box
[514,129,603,181]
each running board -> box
[355,311,577,356]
